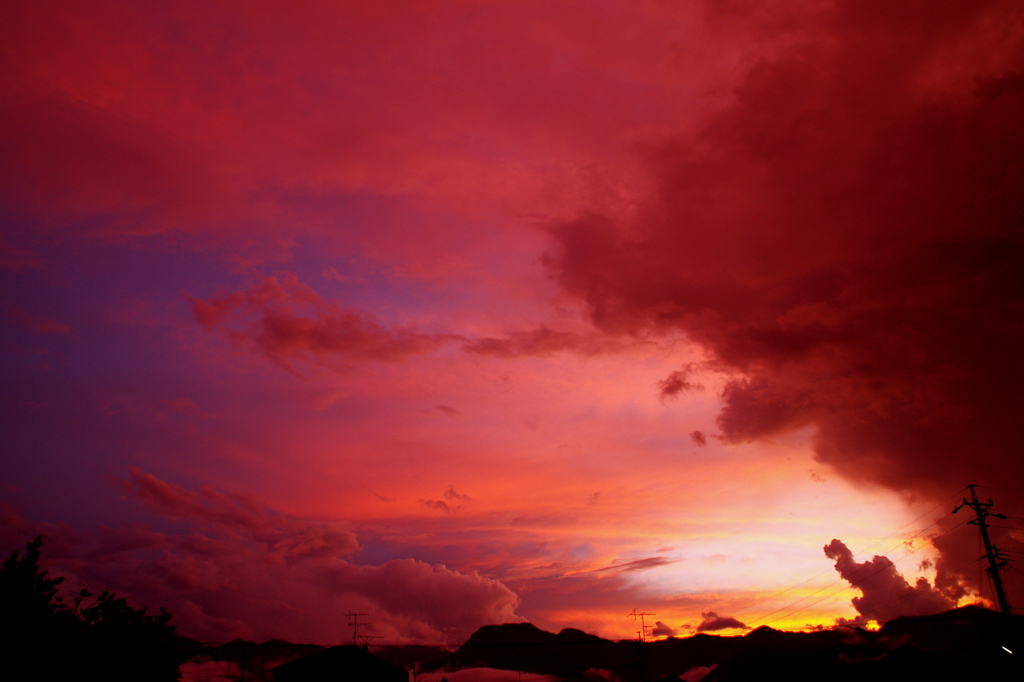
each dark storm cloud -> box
[546,0,1024,594]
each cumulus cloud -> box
[651,621,677,637]
[546,0,1024,596]
[2,474,519,644]
[695,611,748,632]
[824,539,954,623]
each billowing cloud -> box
[695,611,748,632]
[2,473,519,644]
[320,559,520,644]
[546,0,1024,594]
[824,539,954,623]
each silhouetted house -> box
[271,645,409,682]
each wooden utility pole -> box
[953,484,1011,616]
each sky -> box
[3,0,1024,646]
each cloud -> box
[191,277,643,373]
[462,326,624,357]
[658,363,705,400]
[5,307,71,334]
[444,486,472,503]
[689,431,707,447]
[823,539,954,623]
[419,500,457,514]
[0,236,43,270]
[592,556,678,573]
[190,274,449,371]
[434,405,462,418]
[651,620,677,637]
[545,0,1024,594]
[320,559,520,644]
[695,611,748,632]
[2,474,520,644]
[124,468,361,564]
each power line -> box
[755,516,971,628]
[731,488,964,617]
[855,555,985,620]
[975,485,1024,496]
[953,485,1012,616]
[747,511,966,626]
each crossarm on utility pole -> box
[953,484,1011,616]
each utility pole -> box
[953,484,1011,616]
[628,609,655,682]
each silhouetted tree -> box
[0,536,182,681]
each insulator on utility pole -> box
[953,484,1012,616]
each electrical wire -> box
[746,509,964,626]
[970,483,1024,493]
[730,488,965,617]
[755,516,971,628]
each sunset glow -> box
[3,0,1024,648]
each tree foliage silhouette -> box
[0,536,182,680]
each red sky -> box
[3,0,1024,644]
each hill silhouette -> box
[423,607,1023,682]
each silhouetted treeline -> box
[0,536,183,681]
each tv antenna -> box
[628,609,656,642]
[628,609,656,682]
[344,611,379,646]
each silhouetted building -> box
[271,645,408,682]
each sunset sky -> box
[3,0,1024,645]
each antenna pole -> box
[628,609,655,682]
[345,611,370,645]
[953,484,1011,616]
